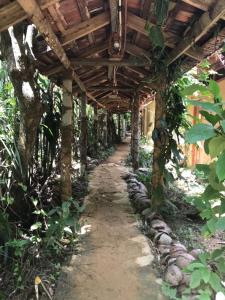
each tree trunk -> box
[151,85,167,210]
[60,78,73,201]
[80,93,87,177]
[131,95,140,171]
[0,24,44,181]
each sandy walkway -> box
[54,142,165,300]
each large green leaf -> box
[202,185,220,201]
[199,110,221,126]
[185,124,216,143]
[221,120,225,132]
[209,80,222,102]
[216,150,225,182]
[148,25,164,48]
[208,136,225,158]
[209,272,223,292]
[190,270,201,288]
[186,100,222,114]
[182,84,210,97]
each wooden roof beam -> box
[0,0,58,33]
[127,11,204,61]
[126,43,150,60]
[71,58,150,66]
[16,0,105,108]
[87,86,134,92]
[182,0,209,11]
[77,0,95,45]
[61,12,110,46]
[167,0,225,65]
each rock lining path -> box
[54,141,165,300]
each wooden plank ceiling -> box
[1,0,225,112]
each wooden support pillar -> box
[151,83,167,210]
[93,103,98,156]
[61,78,73,201]
[80,93,87,177]
[103,111,108,148]
[131,94,140,171]
[118,113,121,142]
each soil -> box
[54,141,165,300]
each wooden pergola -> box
[1,0,225,111]
[1,0,225,201]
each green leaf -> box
[209,272,223,292]
[216,217,225,231]
[63,226,73,235]
[202,185,220,201]
[216,258,225,273]
[206,217,218,233]
[221,120,225,132]
[208,136,225,158]
[216,150,225,182]
[185,262,205,271]
[196,164,210,175]
[186,100,222,114]
[199,268,211,283]
[209,80,222,101]
[161,283,178,300]
[211,247,225,260]
[199,110,221,126]
[190,270,201,289]
[198,292,211,300]
[148,25,164,48]
[185,124,216,143]
[182,85,210,97]
[30,222,42,231]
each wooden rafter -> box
[16,0,105,108]
[0,0,58,33]
[167,0,225,65]
[71,58,149,66]
[126,43,150,60]
[127,11,203,61]
[87,86,134,92]
[77,0,95,45]
[61,12,110,46]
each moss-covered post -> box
[61,77,73,201]
[80,93,87,177]
[103,111,108,148]
[93,103,98,156]
[131,94,140,171]
[118,113,121,142]
[151,80,167,210]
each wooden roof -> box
[1,0,225,112]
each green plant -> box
[177,66,225,299]
[162,248,225,300]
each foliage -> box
[162,248,225,300]
[126,147,152,169]
[177,64,225,299]
[183,76,225,236]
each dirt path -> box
[54,142,165,300]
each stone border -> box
[122,171,202,297]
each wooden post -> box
[61,78,73,201]
[103,111,108,148]
[118,113,121,142]
[151,83,167,210]
[131,94,140,171]
[80,93,87,177]
[93,103,98,156]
